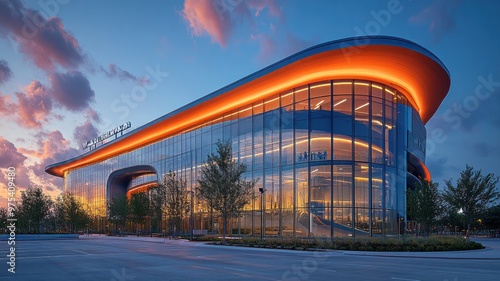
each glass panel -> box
[355,207,370,232]
[239,106,252,119]
[385,105,396,166]
[333,81,352,95]
[295,167,309,237]
[264,95,280,112]
[333,135,352,160]
[310,81,331,98]
[372,83,383,98]
[281,168,294,237]
[295,86,308,101]
[333,165,353,237]
[253,115,264,171]
[310,165,331,238]
[295,107,308,163]
[354,81,370,95]
[354,136,369,162]
[333,95,352,116]
[264,170,279,235]
[281,91,294,106]
[281,106,294,166]
[354,95,370,138]
[354,163,369,208]
[224,110,239,123]
[253,101,263,115]
[310,118,331,161]
[371,99,384,137]
[310,97,331,111]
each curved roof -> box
[46,36,450,177]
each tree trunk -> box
[222,213,227,244]
[466,223,471,241]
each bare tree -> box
[443,164,500,240]
[197,140,256,243]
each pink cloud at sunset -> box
[18,130,78,187]
[0,0,84,72]
[182,0,281,47]
[12,81,54,128]
[101,64,149,86]
[0,137,31,207]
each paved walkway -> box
[79,235,500,259]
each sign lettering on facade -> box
[83,121,131,150]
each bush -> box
[214,236,484,252]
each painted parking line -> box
[391,277,421,281]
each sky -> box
[1,0,500,208]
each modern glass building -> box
[46,36,450,237]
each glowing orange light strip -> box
[47,45,449,177]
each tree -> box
[0,207,7,233]
[149,183,167,233]
[107,194,129,234]
[129,192,150,235]
[163,172,189,237]
[406,180,442,235]
[197,140,256,243]
[52,193,90,233]
[18,186,53,233]
[443,164,500,240]
[482,204,500,231]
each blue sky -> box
[1,0,499,206]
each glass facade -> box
[64,79,425,237]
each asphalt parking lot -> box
[1,236,499,281]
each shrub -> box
[216,236,484,252]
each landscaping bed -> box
[204,236,484,252]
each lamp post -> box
[457,207,468,240]
[189,190,194,241]
[259,188,266,240]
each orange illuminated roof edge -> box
[46,36,450,177]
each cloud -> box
[16,81,53,128]
[19,130,79,191]
[85,107,102,123]
[0,59,13,84]
[0,80,56,128]
[408,0,463,43]
[73,120,99,148]
[0,0,144,86]
[0,137,31,196]
[0,137,27,168]
[101,64,149,85]
[0,0,85,72]
[182,0,281,46]
[50,71,95,112]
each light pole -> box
[458,207,468,240]
[189,190,194,241]
[259,188,266,240]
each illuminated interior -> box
[46,36,450,238]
